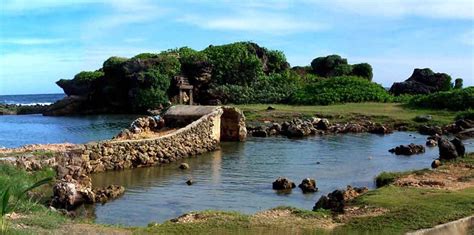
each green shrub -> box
[133,53,160,59]
[133,88,169,111]
[290,76,392,105]
[311,55,351,77]
[375,172,401,188]
[454,78,463,89]
[408,87,474,111]
[455,109,474,120]
[351,63,373,81]
[208,73,300,104]
[73,71,104,81]
[103,56,128,78]
[266,50,288,74]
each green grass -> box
[375,169,431,188]
[234,103,458,128]
[337,186,474,234]
[0,164,67,233]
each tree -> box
[454,78,463,89]
[310,55,351,77]
[351,63,373,81]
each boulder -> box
[316,119,330,130]
[450,138,465,157]
[286,124,312,137]
[186,179,194,185]
[388,144,425,155]
[431,159,442,169]
[313,185,368,212]
[389,68,452,95]
[272,177,296,190]
[298,178,318,193]
[179,163,190,170]
[456,128,474,140]
[438,138,458,160]
[419,125,443,136]
[368,124,393,135]
[426,139,437,147]
[252,127,268,137]
[51,177,95,210]
[93,185,125,204]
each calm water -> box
[0,114,138,148]
[0,93,64,105]
[91,133,474,226]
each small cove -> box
[90,133,474,226]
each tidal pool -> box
[91,132,474,226]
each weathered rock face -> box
[450,138,465,157]
[389,68,451,95]
[313,186,368,212]
[388,144,425,155]
[220,106,247,141]
[93,185,125,204]
[438,138,458,160]
[272,177,296,190]
[298,178,318,193]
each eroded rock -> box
[272,177,296,190]
[389,144,425,155]
[298,178,318,193]
[313,185,368,212]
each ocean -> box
[0,93,65,106]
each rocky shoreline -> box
[0,103,49,115]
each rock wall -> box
[80,107,224,174]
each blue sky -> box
[0,0,473,95]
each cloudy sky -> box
[0,0,473,95]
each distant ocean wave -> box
[0,93,64,106]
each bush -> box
[408,87,474,111]
[351,63,373,81]
[133,88,168,111]
[203,42,264,86]
[208,73,300,104]
[73,71,104,81]
[375,172,401,188]
[455,109,474,120]
[311,55,350,77]
[133,53,160,60]
[290,76,392,105]
[454,78,463,89]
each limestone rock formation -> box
[389,68,452,95]
[313,186,368,212]
[298,178,318,193]
[272,177,296,190]
[389,144,425,155]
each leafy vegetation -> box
[290,76,391,105]
[408,87,474,111]
[455,109,474,120]
[73,71,104,81]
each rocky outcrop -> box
[389,68,452,95]
[298,178,318,193]
[114,116,166,140]
[438,138,465,160]
[272,177,296,190]
[313,186,368,212]
[419,125,443,136]
[389,144,425,155]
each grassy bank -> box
[235,103,458,128]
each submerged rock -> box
[94,185,125,204]
[179,163,190,170]
[186,179,194,185]
[388,144,425,155]
[426,139,437,147]
[298,178,318,193]
[272,177,296,190]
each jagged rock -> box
[456,128,474,140]
[450,138,465,157]
[368,124,392,134]
[179,163,190,170]
[313,185,368,212]
[252,127,268,137]
[426,139,437,147]
[316,119,330,130]
[93,185,125,204]
[286,123,312,137]
[272,177,296,190]
[186,179,194,185]
[298,178,318,193]
[438,138,458,160]
[267,123,282,136]
[419,125,443,136]
[51,176,95,210]
[389,68,452,95]
[389,144,425,155]
[431,159,441,169]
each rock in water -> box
[388,144,425,155]
[93,185,125,204]
[450,138,465,157]
[179,163,190,170]
[186,179,194,185]
[438,138,458,160]
[298,178,318,193]
[272,177,296,190]
[426,139,437,147]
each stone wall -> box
[80,107,225,174]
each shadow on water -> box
[89,132,474,226]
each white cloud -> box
[318,0,474,20]
[0,38,65,45]
[179,12,327,34]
